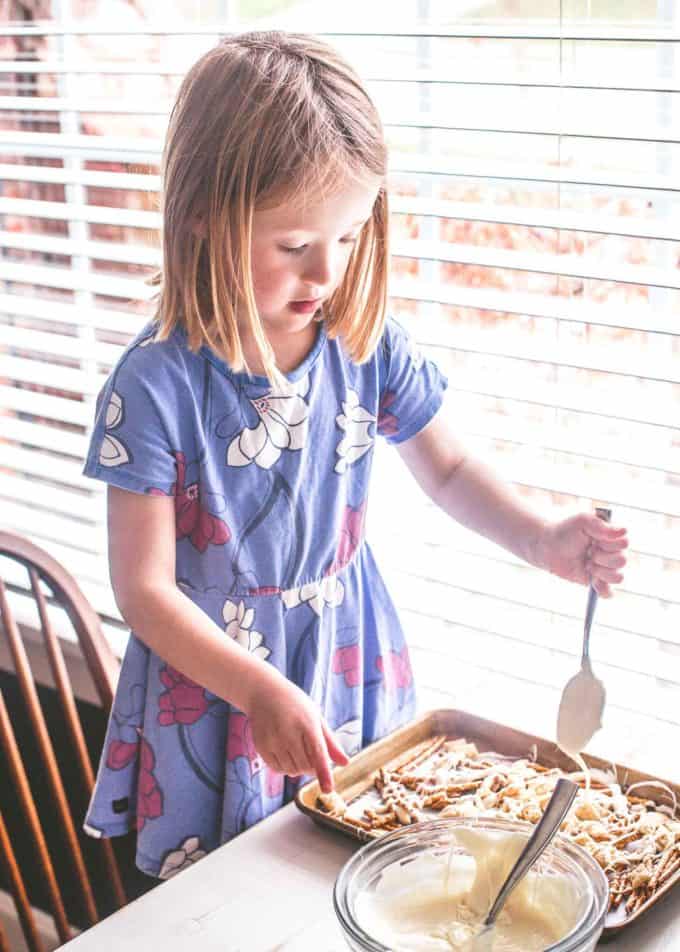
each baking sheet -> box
[295,708,680,938]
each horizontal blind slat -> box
[0,163,159,191]
[3,417,88,457]
[389,195,680,243]
[393,238,680,290]
[422,350,680,429]
[391,153,680,193]
[0,499,105,555]
[4,132,679,192]
[5,95,680,144]
[391,281,679,335]
[0,384,91,426]
[0,473,102,522]
[0,230,159,267]
[5,445,93,489]
[0,324,127,364]
[0,260,153,299]
[1,23,678,39]
[0,354,107,393]
[374,543,680,649]
[383,113,680,145]
[0,292,149,335]
[377,526,678,604]
[0,196,160,229]
[417,327,680,384]
[445,396,680,475]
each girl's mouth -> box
[289,299,321,314]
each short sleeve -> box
[376,317,448,444]
[83,336,185,496]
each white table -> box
[60,803,680,951]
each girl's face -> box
[249,177,381,338]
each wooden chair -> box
[0,531,126,951]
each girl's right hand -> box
[244,672,349,794]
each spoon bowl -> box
[556,507,611,760]
[557,660,606,756]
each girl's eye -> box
[341,236,359,246]
[280,244,307,255]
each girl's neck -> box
[242,320,320,377]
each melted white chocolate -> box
[556,666,604,762]
[356,829,581,951]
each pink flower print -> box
[227,712,264,777]
[149,452,231,553]
[248,585,282,596]
[136,738,163,831]
[158,666,208,726]
[106,738,138,771]
[265,767,284,798]
[376,645,413,690]
[327,502,367,575]
[332,644,361,688]
[378,390,399,437]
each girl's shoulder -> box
[375,314,426,376]
[108,320,204,394]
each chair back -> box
[0,531,126,951]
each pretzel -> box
[314,734,680,920]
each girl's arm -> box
[107,485,347,790]
[396,411,627,597]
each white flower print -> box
[99,390,131,467]
[158,836,207,879]
[223,599,270,660]
[334,390,376,475]
[227,375,310,470]
[281,574,345,617]
[335,717,362,757]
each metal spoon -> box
[474,778,579,942]
[556,507,611,759]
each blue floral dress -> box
[82,316,447,878]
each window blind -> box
[1,2,679,775]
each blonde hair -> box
[154,31,389,381]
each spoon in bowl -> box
[466,778,579,948]
[556,507,611,762]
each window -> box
[1,1,679,773]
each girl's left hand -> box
[536,513,629,597]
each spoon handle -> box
[582,507,611,666]
[483,778,579,927]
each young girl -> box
[83,31,628,879]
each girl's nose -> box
[301,247,333,290]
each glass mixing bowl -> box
[334,816,609,952]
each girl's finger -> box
[304,732,334,794]
[586,518,628,542]
[590,551,627,570]
[592,578,612,598]
[589,564,624,585]
[594,537,629,554]
[268,752,284,774]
